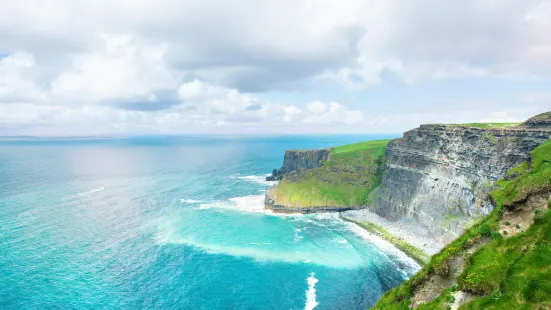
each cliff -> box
[279,149,331,174]
[266,149,330,181]
[265,112,551,238]
[370,119,551,240]
[265,140,389,211]
[372,139,551,309]
[519,111,551,129]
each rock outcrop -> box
[519,111,551,129]
[266,149,330,181]
[371,120,551,240]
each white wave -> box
[345,221,420,274]
[311,212,340,221]
[192,195,306,217]
[155,233,355,267]
[294,228,305,241]
[335,238,348,244]
[66,186,106,199]
[305,273,319,310]
[229,195,267,212]
[236,175,277,186]
[154,216,367,268]
[180,199,202,204]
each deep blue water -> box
[0,135,416,310]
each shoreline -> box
[340,214,430,266]
[342,210,445,256]
[263,186,442,265]
[269,205,366,214]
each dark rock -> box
[278,149,331,175]
[519,111,551,129]
[370,119,551,240]
[265,169,279,181]
[265,149,330,181]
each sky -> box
[0,0,550,136]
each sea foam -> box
[345,221,420,275]
[236,175,277,186]
[196,194,302,216]
[305,272,319,310]
[65,186,106,200]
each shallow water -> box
[0,135,417,309]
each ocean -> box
[0,135,418,310]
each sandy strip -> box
[342,209,445,255]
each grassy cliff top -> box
[372,139,551,309]
[449,122,521,129]
[271,139,390,207]
[331,139,390,155]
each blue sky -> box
[0,0,550,136]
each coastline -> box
[339,210,445,266]
[340,215,429,265]
[264,186,441,265]
[269,205,366,214]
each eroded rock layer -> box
[371,124,551,240]
[266,149,331,180]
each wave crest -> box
[305,273,319,310]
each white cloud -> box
[0,0,550,135]
[323,0,551,87]
[304,101,364,125]
[306,101,328,116]
[0,74,362,134]
[50,35,179,105]
[0,52,47,103]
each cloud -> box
[0,0,550,135]
[50,35,179,108]
[176,80,364,125]
[0,52,47,104]
[0,75,361,134]
[327,0,551,87]
[2,0,551,90]
[304,101,364,125]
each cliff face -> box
[371,123,551,239]
[278,149,331,174]
[372,139,551,310]
[520,111,551,129]
[267,149,331,180]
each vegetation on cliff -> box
[371,139,551,309]
[341,215,430,265]
[270,139,389,207]
[452,122,521,129]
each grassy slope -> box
[271,139,390,207]
[451,122,521,129]
[371,140,551,309]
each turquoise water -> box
[0,135,417,310]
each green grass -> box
[371,139,551,310]
[272,139,390,207]
[331,139,390,155]
[457,210,551,309]
[450,123,521,129]
[341,216,430,265]
[417,286,458,310]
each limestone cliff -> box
[372,138,551,310]
[266,149,330,180]
[519,111,551,129]
[371,114,551,240]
